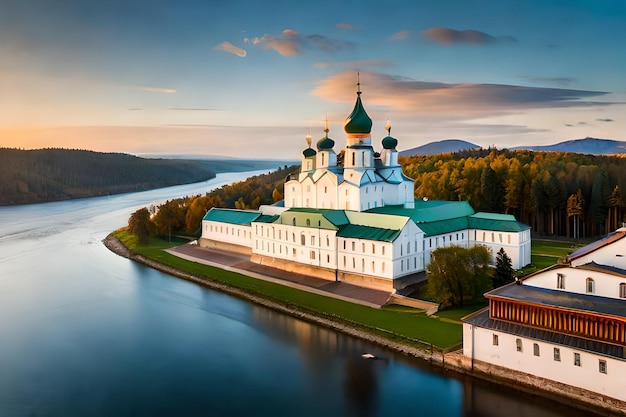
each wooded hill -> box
[0,148,295,206]
[400,148,626,238]
[0,148,219,205]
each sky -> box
[1,0,626,159]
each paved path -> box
[167,243,393,308]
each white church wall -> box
[202,220,253,248]
[463,323,626,403]
[570,234,626,268]
[522,266,626,300]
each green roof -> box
[367,200,475,223]
[416,217,469,236]
[469,212,530,232]
[281,208,338,230]
[336,224,401,242]
[203,208,261,225]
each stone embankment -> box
[103,234,625,417]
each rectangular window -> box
[554,348,561,361]
[557,273,565,289]
[516,338,523,352]
[574,352,581,367]
[492,334,499,346]
[620,283,626,298]
[310,251,315,260]
[599,360,607,374]
[533,343,540,357]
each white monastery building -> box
[463,227,626,405]
[200,82,531,291]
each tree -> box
[426,245,492,308]
[493,248,514,288]
[567,189,585,239]
[128,207,152,244]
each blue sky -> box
[1,0,625,159]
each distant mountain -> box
[399,139,481,157]
[510,137,626,154]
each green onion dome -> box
[343,94,372,134]
[303,148,317,157]
[382,135,398,149]
[317,136,335,150]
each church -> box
[199,82,531,292]
[462,227,626,405]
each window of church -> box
[491,232,495,242]
[401,260,403,271]
[407,242,410,254]
[574,353,581,366]
[327,236,330,247]
[292,233,296,243]
[362,259,365,272]
[343,256,346,267]
[492,334,498,346]
[352,258,356,269]
[586,278,595,293]
[343,240,346,250]
[351,152,355,166]
[361,243,365,252]
[599,359,607,374]
[301,234,306,245]
[382,262,385,273]
[516,339,523,352]
[292,218,296,226]
[620,283,626,298]
[372,261,375,272]
[311,236,315,246]
[372,243,375,254]
[306,219,310,226]
[310,251,315,260]
[321,154,325,166]
[557,273,565,289]
[499,233,503,243]
[382,246,385,256]
[554,348,561,361]
[292,248,296,257]
[508,235,511,244]
[533,343,540,357]
[352,242,355,251]
[324,186,327,194]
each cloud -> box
[518,76,576,87]
[214,41,247,57]
[421,27,516,45]
[336,22,355,30]
[245,29,354,56]
[597,118,614,122]
[311,71,611,117]
[390,30,410,40]
[141,86,176,94]
[168,108,216,111]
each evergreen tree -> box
[493,248,514,288]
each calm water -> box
[0,171,605,417]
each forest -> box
[400,148,626,238]
[131,149,626,241]
[0,148,293,206]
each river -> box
[0,171,605,417]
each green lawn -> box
[111,231,590,352]
[114,229,463,350]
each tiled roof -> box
[202,208,261,225]
[336,224,401,242]
[464,309,625,360]
[486,282,626,318]
[567,228,626,261]
[469,212,530,232]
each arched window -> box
[292,218,296,226]
[301,234,306,245]
[516,338,523,352]
[306,218,311,227]
[586,277,595,293]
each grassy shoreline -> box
[107,228,467,353]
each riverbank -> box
[103,233,625,416]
